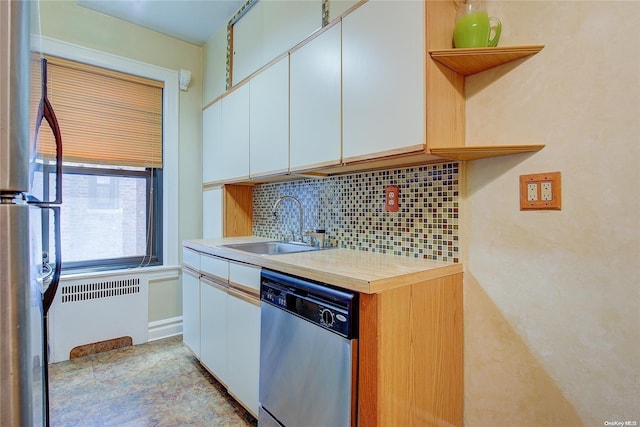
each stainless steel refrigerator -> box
[1,1,62,425]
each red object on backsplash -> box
[385,185,400,212]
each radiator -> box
[48,274,149,363]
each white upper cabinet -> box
[202,100,222,184]
[202,187,223,239]
[221,83,251,181]
[232,2,264,85]
[249,55,289,178]
[233,0,321,85]
[290,22,342,171]
[262,1,322,62]
[342,0,425,161]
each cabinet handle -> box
[183,266,200,278]
[201,275,229,292]
[228,287,260,307]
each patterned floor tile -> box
[49,336,257,427]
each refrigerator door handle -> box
[33,57,62,205]
[42,205,61,314]
[39,261,53,288]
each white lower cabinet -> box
[200,277,228,385]
[183,249,260,418]
[226,290,261,417]
[226,261,261,416]
[182,267,201,358]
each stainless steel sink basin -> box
[221,241,321,255]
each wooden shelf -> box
[430,144,545,161]
[429,45,544,76]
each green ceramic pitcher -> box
[453,0,502,48]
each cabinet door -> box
[221,84,250,181]
[226,292,261,417]
[182,247,200,271]
[231,1,264,85]
[290,22,342,171]
[229,261,261,293]
[202,100,222,184]
[250,56,289,178]
[342,0,425,160]
[200,278,228,385]
[202,187,223,239]
[182,268,200,357]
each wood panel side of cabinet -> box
[223,184,253,237]
[358,272,463,427]
[425,0,465,151]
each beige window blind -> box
[31,55,163,168]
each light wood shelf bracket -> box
[429,45,544,77]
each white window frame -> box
[38,36,180,268]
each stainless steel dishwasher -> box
[258,269,358,427]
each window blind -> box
[31,55,163,168]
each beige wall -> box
[464,1,639,425]
[39,1,204,322]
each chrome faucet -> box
[272,195,304,243]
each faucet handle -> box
[304,229,326,248]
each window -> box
[31,55,164,272]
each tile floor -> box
[48,336,257,426]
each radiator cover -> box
[48,274,149,363]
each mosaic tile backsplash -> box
[253,163,460,263]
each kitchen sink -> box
[221,241,321,255]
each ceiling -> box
[77,0,246,45]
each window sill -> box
[60,264,181,282]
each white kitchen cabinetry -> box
[226,291,260,416]
[202,187,223,239]
[221,83,250,182]
[232,0,320,86]
[202,100,222,184]
[290,21,342,171]
[229,261,261,293]
[200,254,229,385]
[232,1,264,86]
[226,262,261,416]
[342,0,425,161]
[182,248,261,418]
[182,261,201,358]
[249,56,289,178]
[200,279,227,383]
[182,247,200,271]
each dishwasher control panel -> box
[261,269,358,339]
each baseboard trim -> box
[148,316,182,342]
